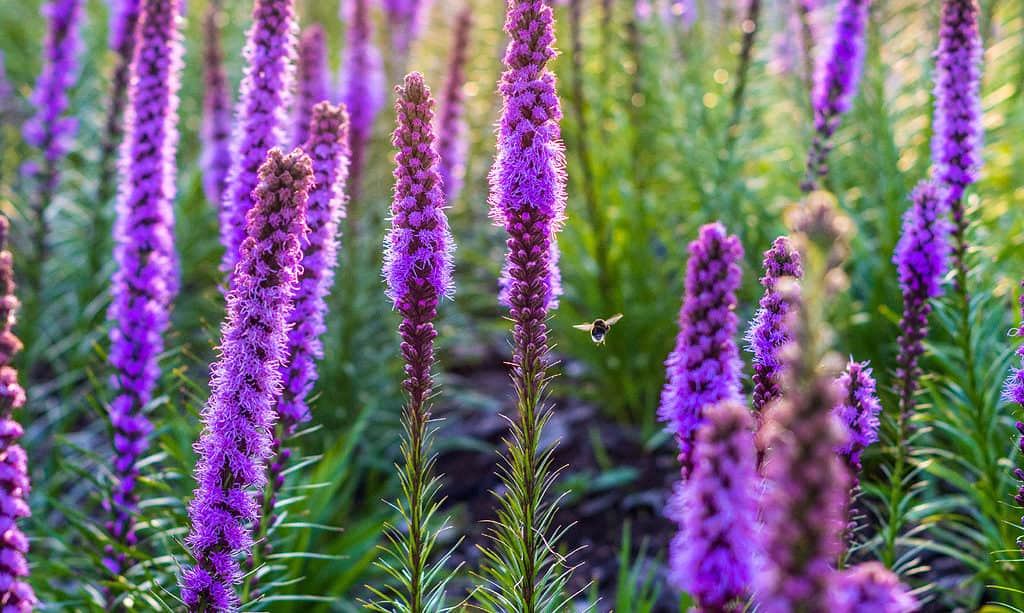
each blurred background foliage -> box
[1,0,1024,610]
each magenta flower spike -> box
[668,400,758,612]
[436,6,472,204]
[932,0,982,274]
[893,181,951,422]
[218,0,297,277]
[746,236,803,417]
[98,0,141,202]
[292,25,330,149]
[200,0,232,207]
[104,0,184,575]
[339,0,385,207]
[382,0,429,63]
[181,149,312,612]
[278,103,351,428]
[657,223,743,477]
[800,0,870,192]
[833,360,881,482]
[22,0,83,280]
[0,218,37,612]
[831,562,919,613]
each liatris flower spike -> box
[831,562,919,613]
[383,0,429,64]
[340,0,385,208]
[669,400,758,612]
[801,0,870,192]
[369,71,455,613]
[932,0,982,276]
[658,222,743,477]
[97,0,141,206]
[436,6,472,204]
[292,25,329,149]
[219,0,297,277]
[833,359,881,482]
[0,217,37,612]
[181,148,312,611]
[104,0,184,578]
[1004,281,1024,551]
[747,236,803,417]
[200,0,232,207]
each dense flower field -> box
[1,0,1023,611]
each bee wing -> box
[604,313,624,326]
[573,323,595,331]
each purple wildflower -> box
[932,0,982,274]
[657,223,743,476]
[292,25,330,149]
[200,0,232,206]
[1004,281,1024,550]
[801,0,870,192]
[830,562,919,613]
[181,148,312,611]
[746,236,803,417]
[104,0,184,575]
[22,0,84,281]
[340,0,385,207]
[832,360,881,480]
[0,218,37,612]
[382,0,429,62]
[278,103,351,427]
[667,400,758,611]
[436,6,472,204]
[98,0,141,203]
[219,0,297,276]
[893,181,951,422]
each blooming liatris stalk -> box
[292,25,329,148]
[932,0,982,276]
[658,223,743,476]
[372,71,455,612]
[480,1,570,609]
[22,0,83,285]
[181,148,312,611]
[830,562,919,613]
[104,0,184,576]
[746,236,802,417]
[219,0,297,276]
[98,0,141,205]
[382,0,429,64]
[800,0,869,192]
[1003,282,1024,551]
[436,6,472,204]
[340,0,385,207]
[669,400,758,612]
[200,0,232,206]
[0,217,38,612]
[833,360,881,482]
[278,103,350,428]
[893,181,951,423]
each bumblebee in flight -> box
[573,313,624,345]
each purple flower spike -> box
[200,0,232,206]
[383,0,430,62]
[757,373,851,613]
[0,218,37,612]
[181,148,312,612]
[801,0,870,192]
[99,0,141,197]
[105,0,184,575]
[746,236,803,417]
[278,103,351,427]
[490,0,567,317]
[657,223,743,477]
[831,562,919,613]
[1004,281,1024,550]
[833,360,881,481]
[384,73,455,312]
[219,0,298,277]
[932,0,982,273]
[22,0,83,275]
[667,400,758,611]
[436,7,472,204]
[893,181,951,422]
[292,25,330,148]
[340,0,385,207]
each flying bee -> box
[573,313,624,345]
